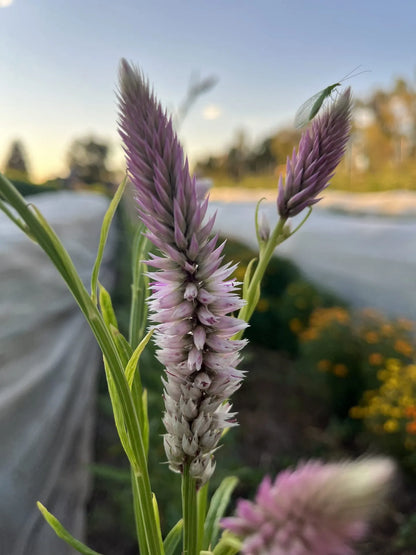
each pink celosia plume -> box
[222,458,395,555]
[118,59,247,485]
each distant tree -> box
[270,128,302,166]
[359,78,416,167]
[4,140,30,180]
[67,137,111,186]
[226,129,248,181]
[246,137,276,173]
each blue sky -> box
[1,0,416,181]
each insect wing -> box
[294,90,325,128]
[294,83,341,128]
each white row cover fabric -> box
[212,201,416,321]
[0,191,115,555]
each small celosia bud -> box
[258,211,270,242]
[277,89,352,219]
[222,458,395,555]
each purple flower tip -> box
[277,89,352,219]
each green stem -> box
[235,217,287,337]
[197,483,209,553]
[182,465,198,555]
[0,174,162,555]
[236,208,313,339]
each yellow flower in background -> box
[369,353,383,366]
[408,365,416,380]
[406,421,416,435]
[349,406,364,418]
[364,331,379,344]
[381,324,394,337]
[384,419,399,433]
[333,363,348,377]
[289,318,303,334]
[394,339,413,357]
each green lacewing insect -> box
[294,83,341,128]
[294,67,368,128]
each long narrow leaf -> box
[37,502,103,555]
[203,477,239,551]
[212,532,242,555]
[99,283,119,330]
[163,519,183,555]
[110,325,133,366]
[140,387,149,455]
[242,257,257,300]
[129,222,150,348]
[0,198,32,237]
[152,494,165,553]
[197,483,209,553]
[131,470,150,555]
[125,328,154,389]
[103,358,138,471]
[91,176,127,304]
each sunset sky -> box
[1,0,416,182]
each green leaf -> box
[163,519,183,555]
[129,222,150,348]
[203,476,239,551]
[152,493,165,553]
[110,325,133,367]
[91,176,127,304]
[242,257,258,300]
[197,483,209,553]
[37,502,103,555]
[212,531,242,555]
[98,283,118,330]
[0,198,32,238]
[103,358,138,471]
[125,328,154,389]
[131,470,150,555]
[140,387,149,455]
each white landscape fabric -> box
[0,191,114,555]
[211,194,416,320]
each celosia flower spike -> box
[118,59,247,486]
[277,89,352,218]
[222,458,395,555]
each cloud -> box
[202,104,222,121]
[0,0,14,6]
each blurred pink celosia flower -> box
[277,89,352,219]
[222,458,395,555]
[118,59,247,485]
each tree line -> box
[4,75,416,191]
